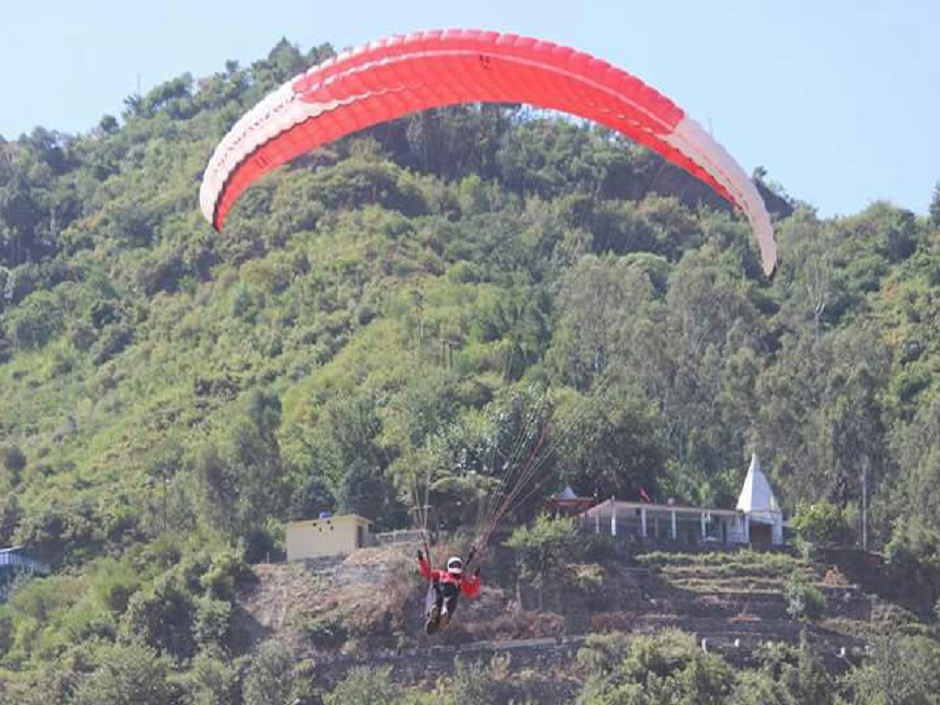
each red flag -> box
[639,487,652,503]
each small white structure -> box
[576,452,785,546]
[736,453,784,545]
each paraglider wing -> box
[200,29,777,276]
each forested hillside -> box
[0,38,939,702]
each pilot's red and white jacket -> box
[417,555,481,598]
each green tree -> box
[548,254,655,389]
[194,389,289,553]
[5,290,64,349]
[772,212,844,332]
[193,445,239,537]
[72,641,174,705]
[930,182,940,228]
[228,389,288,529]
[732,639,835,705]
[243,640,297,705]
[577,629,735,705]
[506,516,575,609]
[192,595,232,652]
[0,167,48,267]
[120,572,196,658]
[0,444,26,487]
[885,394,940,609]
[783,574,827,622]
[634,246,765,494]
[323,665,401,705]
[844,634,940,704]
[326,393,395,523]
[731,670,790,705]
[557,389,666,500]
[791,500,849,545]
[757,325,889,510]
[181,649,239,705]
[438,660,500,705]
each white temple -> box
[735,453,784,545]
[577,452,786,546]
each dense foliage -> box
[0,37,938,701]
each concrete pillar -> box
[640,508,647,538]
[701,511,707,540]
[610,499,617,537]
[670,510,677,540]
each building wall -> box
[286,516,371,561]
[579,502,754,544]
[0,549,50,603]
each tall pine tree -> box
[930,181,940,227]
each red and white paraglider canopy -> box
[200,29,777,276]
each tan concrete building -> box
[285,514,373,561]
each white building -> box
[735,453,784,545]
[577,453,785,546]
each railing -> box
[373,529,426,546]
[0,552,50,575]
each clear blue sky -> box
[2,0,937,218]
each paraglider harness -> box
[420,544,479,635]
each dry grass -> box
[589,611,636,633]
[463,610,566,641]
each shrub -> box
[784,575,826,622]
[870,601,926,637]
[749,637,836,704]
[506,516,576,587]
[193,596,232,651]
[90,322,133,365]
[844,634,940,705]
[439,659,500,705]
[0,445,26,485]
[198,548,249,602]
[0,606,13,657]
[304,611,348,648]
[568,563,605,595]
[731,670,787,705]
[323,665,399,705]
[790,500,849,546]
[581,533,616,562]
[71,641,174,705]
[6,291,65,350]
[576,632,632,676]
[120,573,196,658]
[636,550,801,579]
[180,649,239,705]
[243,641,297,705]
[576,629,735,705]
